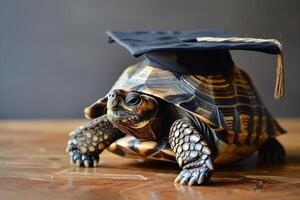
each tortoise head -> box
[84,89,160,140]
[106,89,158,131]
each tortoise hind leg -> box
[169,118,214,186]
[258,138,286,164]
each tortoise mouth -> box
[107,109,139,125]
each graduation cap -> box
[107,29,285,99]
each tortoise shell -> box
[87,62,285,164]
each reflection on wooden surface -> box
[0,119,299,200]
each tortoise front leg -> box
[169,118,214,186]
[67,114,125,167]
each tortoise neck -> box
[112,110,162,141]
[143,50,234,75]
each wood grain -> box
[0,119,299,200]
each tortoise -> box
[66,30,286,186]
[67,63,286,186]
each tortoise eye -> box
[126,93,141,106]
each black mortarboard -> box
[107,29,284,99]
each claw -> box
[84,160,90,167]
[206,158,214,170]
[202,146,211,155]
[174,174,182,183]
[76,160,81,167]
[93,159,98,167]
[180,176,189,184]
[71,139,78,145]
[73,153,80,161]
[66,145,73,152]
[188,176,198,186]
[197,172,205,184]
[69,131,76,137]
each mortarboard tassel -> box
[195,37,285,100]
[274,51,285,99]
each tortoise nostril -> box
[107,90,121,109]
[109,90,119,99]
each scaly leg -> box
[169,118,214,186]
[67,114,125,167]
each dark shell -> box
[86,62,285,145]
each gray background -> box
[0,0,299,119]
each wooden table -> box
[0,119,299,200]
